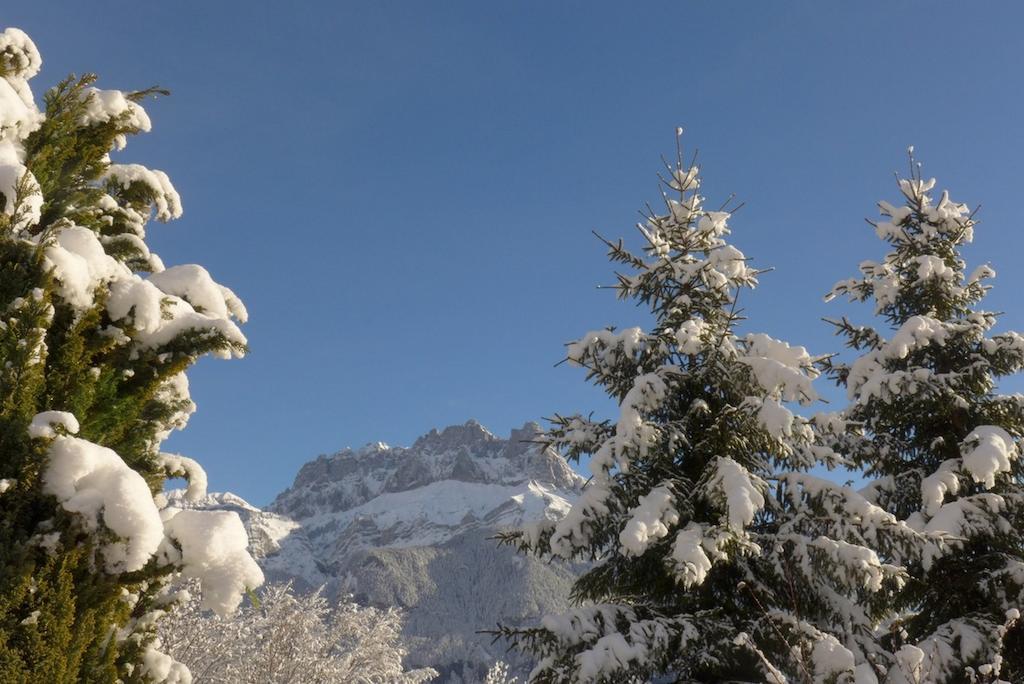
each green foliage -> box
[0,40,244,683]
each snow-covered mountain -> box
[185,420,585,681]
[271,420,580,561]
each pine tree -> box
[0,27,261,682]
[822,154,1024,683]
[497,134,915,683]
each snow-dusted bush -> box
[158,582,437,684]
[0,26,261,681]
[482,661,517,684]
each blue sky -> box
[8,3,1024,505]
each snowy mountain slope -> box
[182,421,585,681]
[344,527,578,681]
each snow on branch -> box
[156,453,208,503]
[159,508,264,616]
[705,456,766,530]
[39,430,165,573]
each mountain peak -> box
[356,441,390,456]
[510,420,543,443]
[411,419,496,452]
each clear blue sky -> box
[8,3,1024,505]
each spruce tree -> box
[0,27,261,683]
[822,155,1024,683]
[498,134,915,683]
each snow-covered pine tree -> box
[497,134,915,683]
[822,155,1024,683]
[0,28,262,682]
